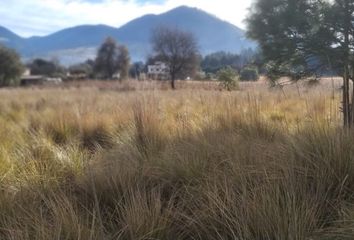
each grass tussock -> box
[0,82,353,239]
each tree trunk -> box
[343,69,350,127]
[351,67,354,126]
[343,0,351,128]
[171,73,176,90]
[171,78,176,90]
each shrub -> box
[217,67,239,91]
[240,66,259,81]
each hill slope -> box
[0,26,25,51]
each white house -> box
[147,61,169,80]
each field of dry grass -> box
[1,78,354,239]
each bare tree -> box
[151,26,199,89]
[94,37,130,80]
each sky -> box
[0,0,254,37]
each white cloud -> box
[0,0,253,37]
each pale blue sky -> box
[0,0,253,37]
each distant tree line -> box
[201,49,259,73]
[0,26,264,88]
[200,49,262,81]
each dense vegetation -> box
[201,49,259,74]
[1,80,354,239]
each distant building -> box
[113,72,121,80]
[20,75,45,86]
[46,77,62,84]
[147,62,170,80]
[23,68,31,77]
[20,68,62,86]
[66,72,87,80]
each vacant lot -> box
[1,79,353,239]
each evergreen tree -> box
[247,0,354,127]
[0,45,23,87]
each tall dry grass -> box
[0,80,353,239]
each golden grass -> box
[0,79,352,239]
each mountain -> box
[25,25,118,55]
[0,26,25,51]
[115,6,254,58]
[0,6,255,65]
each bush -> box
[0,45,23,86]
[240,66,259,81]
[217,67,239,91]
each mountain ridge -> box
[0,6,255,65]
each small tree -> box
[151,26,199,89]
[218,67,239,91]
[240,66,259,81]
[94,37,130,80]
[117,45,130,79]
[0,45,23,87]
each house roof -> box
[21,75,44,80]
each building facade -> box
[147,62,170,80]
